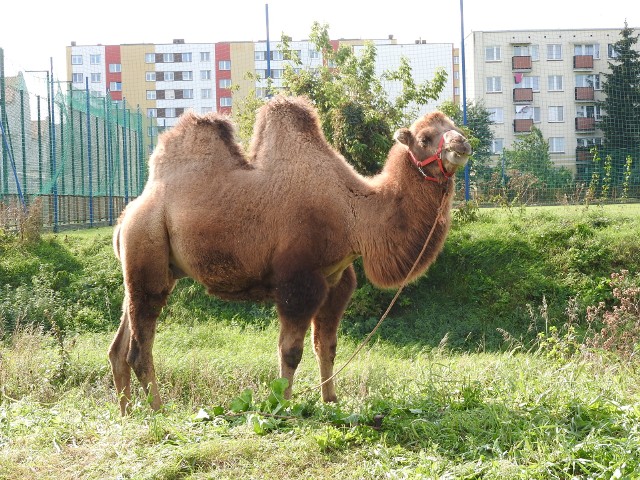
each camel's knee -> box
[281,345,304,370]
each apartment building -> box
[465,28,630,176]
[66,37,457,146]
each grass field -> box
[1,204,639,479]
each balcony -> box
[513,118,534,133]
[575,117,596,131]
[574,55,594,69]
[575,86,595,101]
[513,87,534,103]
[512,55,532,70]
[576,146,594,163]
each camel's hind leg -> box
[311,265,357,402]
[108,295,133,415]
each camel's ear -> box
[394,128,413,146]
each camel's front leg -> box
[275,269,328,398]
[311,265,356,402]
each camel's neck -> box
[353,144,455,289]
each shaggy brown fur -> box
[109,96,471,414]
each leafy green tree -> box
[439,99,495,180]
[598,23,640,183]
[503,127,572,189]
[273,22,447,175]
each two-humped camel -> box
[109,96,471,414]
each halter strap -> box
[407,136,453,183]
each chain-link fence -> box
[1,49,156,231]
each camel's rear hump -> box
[148,111,251,179]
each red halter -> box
[407,136,453,183]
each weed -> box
[586,270,640,361]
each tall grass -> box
[1,204,639,478]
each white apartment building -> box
[465,28,631,176]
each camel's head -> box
[394,112,472,182]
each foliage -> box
[586,270,640,360]
[502,127,573,191]
[0,197,42,245]
[598,22,640,184]
[274,22,448,175]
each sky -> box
[0,0,637,84]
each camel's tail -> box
[112,223,122,262]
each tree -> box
[270,22,448,175]
[598,23,640,183]
[503,126,572,189]
[439,99,495,180]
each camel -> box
[108,96,471,415]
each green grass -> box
[1,204,640,479]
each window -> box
[491,138,504,155]
[547,44,562,60]
[200,52,211,61]
[485,46,501,61]
[71,73,83,84]
[201,106,213,114]
[109,63,122,73]
[515,105,541,122]
[201,88,212,99]
[109,82,122,91]
[309,49,320,59]
[164,71,175,81]
[163,53,174,63]
[453,55,460,64]
[454,71,460,80]
[147,108,157,118]
[181,52,192,62]
[574,44,600,59]
[182,89,193,99]
[182,71,193,81]
[271,50,284,61]
[548,106,564,122]
[145,53,155,63]
[549,137,565,153]
[165,108,176,118]
[255,51,266,61]
[607,44,619,59]
[548,75,563,91]
[219,78,232,88]
[255,87,269,98]
[71,55,83,65]
[577,137,603,147]
[146,90,156,100]
[200,70,212,80]
[165,90,175,100]
[146,71,156,81]
[218,60,231,70]
[513,44,539,61]
[271,69,284,79]
[91,72,101,83]
[255,69,266,79]
[519,75,540,91]
[220,97,232,107]
[487,107,504,123]
[576,105,602,120]
[486,76,502,93]
[453,87,460,96]
[90,54,101,65]
[576,74,601,89]
[147,126,158,137]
